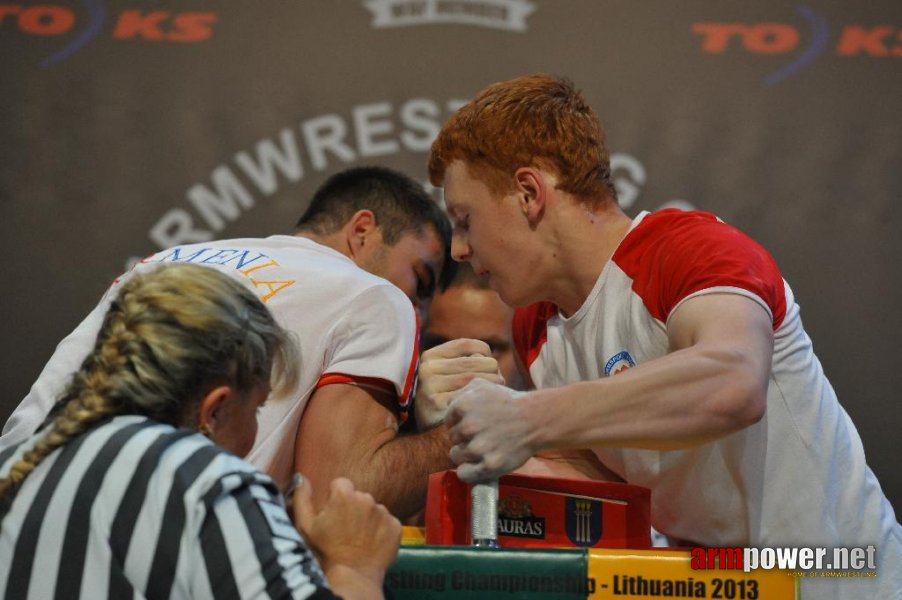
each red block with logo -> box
[424,470,652,549]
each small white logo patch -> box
[258,499,302,542]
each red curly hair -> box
[428,74,616,206]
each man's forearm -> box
[520,296,775,454]
[529,343,768,453]
[351,424,453,520]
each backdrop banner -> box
[2,1,900,513]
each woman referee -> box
[0,263,400,599]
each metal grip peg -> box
[470,480,499,548]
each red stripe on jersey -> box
[613,210,786,330]
[398,305,421,410]
[512,301,557,369]
[316,373,397,396]
[317,306,419,422]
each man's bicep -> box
[294,383,398,506]
[667,293,774,374]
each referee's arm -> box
[195,475,340,599]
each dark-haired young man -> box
[2,166,501,519]
[429,74,901,597]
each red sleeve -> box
[316,373,397,396]
[614,210,786,330]
[398,307,421,412]
[512,301,557,370]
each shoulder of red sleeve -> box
[512,301,557,370]
[613,209,786,330]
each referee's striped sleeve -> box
[195,471,338,599]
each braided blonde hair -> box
[0,263,298,498]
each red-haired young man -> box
[429,74,901,599]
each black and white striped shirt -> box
[0,415,339,599]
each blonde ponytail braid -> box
[0,302,138,497]
[0,391,119,497]
[0,263,298,501]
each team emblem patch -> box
[564,497,603,546]
[604,351,636,376]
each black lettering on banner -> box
[712,577,759,599]
[446,571,593,594]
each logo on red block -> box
[564,497,602,547]
[498,496,546,539]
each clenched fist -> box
[414,338,505,429]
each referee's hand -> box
[292,475,401,579]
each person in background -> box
[429,73,901,598]
[0,264,399,600]
[1,166,501,520]
[415,262,521,429]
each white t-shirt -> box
[1,235,419,486]
[513,210,901,597]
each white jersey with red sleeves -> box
[514,210,901,595]
[1,235,419,486]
